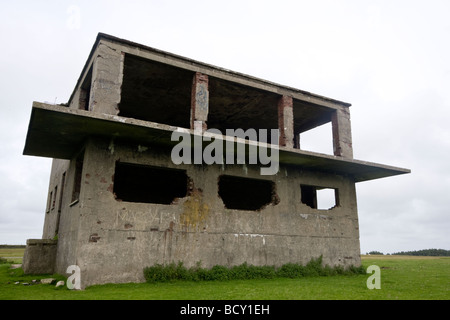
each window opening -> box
[218,175,278,211]
[47,191,53,213]
[113,162,188,204]
[52,186,58,210]
[300,184,339,210]
[118,54,193,128]
[71,151,84,203]
[58,172,66,213]
[299,122,333,155]
[79,67,92,111]
[55,172,65,236]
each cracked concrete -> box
[22,33,410,288]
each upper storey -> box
[23,33,410,182]
[68,33,353,158]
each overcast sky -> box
[0,0,449,254]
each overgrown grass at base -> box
[143,257,365,283]
[1,255,449,300]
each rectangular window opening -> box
[293,99,335,153]
[71,151,84,203]
[113,162,188,204]
[118,54,193,128]
[208,77,280,145]
[52,185,58,210]
[79,67,92,111]
[298,122,333,155]
[300,184,339,210]
[58,172,66,213]
[46,191,53,213]
[55,172,65,236]
[218,175,279,211]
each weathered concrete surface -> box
[22,239,57,274]
[22,33,410,289]
[190,72,209,130]
[42,137,363,288]
[90,43,124,115]
[332,108,353,158]
[278,95,294,148]
[23,102,410,183]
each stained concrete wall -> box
[23,34,411,289]
[35,35,359,287]
[22,239,57,274]
[46,137,360,288]
[39,155,83,277]
[42,159,69,239]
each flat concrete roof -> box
[23,102,410,183]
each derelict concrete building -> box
[22,33,409,288]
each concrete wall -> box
[23,34,410,290]
[41,156,83,278]
[37,36,359,287]
[51,137,360,288]
[22,239,57,274]
[42,159,69,239]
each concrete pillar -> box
[332,108,353,158]
[278,95,294,147]
[190,72,209,131]
[90,43,124,115]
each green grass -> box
[0,256,449,300]
[0,248,25,264]
[143,257,365,282]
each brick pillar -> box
[332,108,353,158]
[90,42,124,115]
[278,95,294,147]
[190,72,209,131]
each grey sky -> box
[0,0,449,254]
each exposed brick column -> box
[190,72,209,131]
[90,42,124,115]
[277,95,294,148]
[332,108,353,158]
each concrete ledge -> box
[23,102,410,182]
[22,239,57,275]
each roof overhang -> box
[23,102,410,183]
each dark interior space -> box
[218,175,278,211]
[113,162,188,204]
[293,100,334,133]
[79,67,92,111]
[119,54,193,128]
[208,78,279,144]
[293,100,335,148]
[71,151,84,203]
[300,184,317,209]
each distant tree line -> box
[0,244,26,249]
[366,249,450,256]
[391,249,450,256]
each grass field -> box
[0,248,24,264]
[0,252,448,300]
